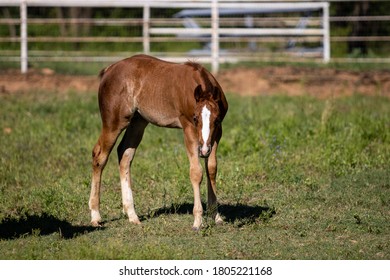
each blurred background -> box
[1,0,390,74]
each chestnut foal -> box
[89,55,228,230]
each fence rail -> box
[1,1,389,73]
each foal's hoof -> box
[91,221,102,227]
[192,226,200,232]
[129,217,141,225]
[215,214,224,225]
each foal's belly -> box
[131,85,188,129]
[136,107,183,128]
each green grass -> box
[0,89,389,259]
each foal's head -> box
[193,85,221,158]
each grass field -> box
[0,87,389,259]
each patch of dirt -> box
[1,66,389,98]
[217,66,390,98]
[0,68,99,95]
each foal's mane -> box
[185,61,214,95]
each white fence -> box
[0,0,330,73]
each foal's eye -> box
[193,116,198,124]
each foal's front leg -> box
[189,156,203,231]
[183,125,203,230]
[205,141,223,225]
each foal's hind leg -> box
[90,128,122,227]
[117,114,148,225]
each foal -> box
[89,55,228,230]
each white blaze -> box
[201,106,211,150]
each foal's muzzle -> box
[198,145,211,158]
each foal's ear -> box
[212,86,221,102]
[194,85,203,102]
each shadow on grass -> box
[141,203,276,227]
[0,213,102,240]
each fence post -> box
[143,4,150,54]
[20,0,28,73]
[211,0,219,74]
[323,2,330,63]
